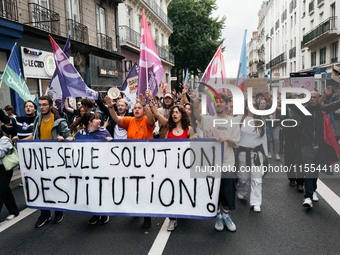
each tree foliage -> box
[168,0,225,76]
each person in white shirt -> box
[235,100,268,213]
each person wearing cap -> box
[157,92,175,138]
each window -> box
[302,55,305,69]
[66,0,79,21]
[320,47,326,65]
[155,28,159,45]
[138,15,142,33]
[30,0,48,8]
[331,41,338,63]
[127,7,132,28]
[311,51,316,66]
[96,6,106,47]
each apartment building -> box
[252,0,339,90]
[256,1,268,78]
[301,0,339,89]
[247,31,259,78]
[118,0,174,92]
[0,0,124,110]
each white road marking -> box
[317,180,340,216]
[0,208,36,233]
[148,218,171,255]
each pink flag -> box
[137,9,164,99]
[200,44,226,114]
[201,44,227,86]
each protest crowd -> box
[0,10,339,238]
[1,82,340,233]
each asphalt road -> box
[1,158,340,255]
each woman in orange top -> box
[105,93,155,228]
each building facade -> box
[118,0,174,93]
[1,0,124,113]
[251,0,339,90]
[247,31,259,78]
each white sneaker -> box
[222,214,236,232]
[267,154,272,159]
[253,205,261,212]
[167,219,177,231]
[237,193,246,200]
[214,215,224,231]
[6,214,16,220]
[276,154,281,160]
[312,192,319,202]
[303,197,313,208]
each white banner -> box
[17,140,222,219]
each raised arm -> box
[0,107,11,124]
[64,99,75,114]
[105,95,123,126]
[137,93,155,127]
[146,90,168,127]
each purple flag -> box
[45,35,71,112]
[137,9,164,100]
[49,35,98,101]
[121,62,139,112]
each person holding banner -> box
[0,126,19,221]
[192,91,240,232]
[73,111,112,224]
[29,96,74,228]
[105,93,155,228]
[146,90,193,230]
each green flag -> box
[0,43,32,101]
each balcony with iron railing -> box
[97,33,113,52]
[119,25,141,48]
[27,3,60,35]
[309,0,314,14]
[266,52,286,69]
[156,44,174,64]
[289,47,296,59]
[66,19,88,44]
[331,57,338,63]
[142,0,173,30]
[301,16,337,48]
[0,0,18,22]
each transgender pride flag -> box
[236,30,247,92]
[137,9,164,99]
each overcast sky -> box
[213,0,264,77]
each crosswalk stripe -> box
[0,208,36,233]
[317,180,340,216]
[148,218,171,255]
